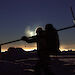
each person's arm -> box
[21,36,37,43]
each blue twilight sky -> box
[0,0,75,51]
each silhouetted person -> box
[45,24,60,55]
[34,24,60,75]
[33,27,50,75]
[21,27,54,75]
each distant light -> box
[23,48,37,51]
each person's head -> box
[36,27,42,34]
[45,24,54,31]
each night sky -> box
[0,0,75,52]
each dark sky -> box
[0,0,75,51]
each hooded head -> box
[45,24,54,31]
[36,27,42,34]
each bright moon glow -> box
[24,26,36,37]
[29,31,35,36]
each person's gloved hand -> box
[21,36,28,41]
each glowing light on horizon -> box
[2,47,75,52]
[1,47,37,52]
[1,41,75,52]
[23,48,37,51]
[59,48,68,51]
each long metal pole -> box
[0,39,21,46]
[57,25,75,31]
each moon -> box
[24,26,36,37]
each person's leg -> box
[34,61,42,75]
[42,55,55,75]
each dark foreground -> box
[0,55,75,75]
